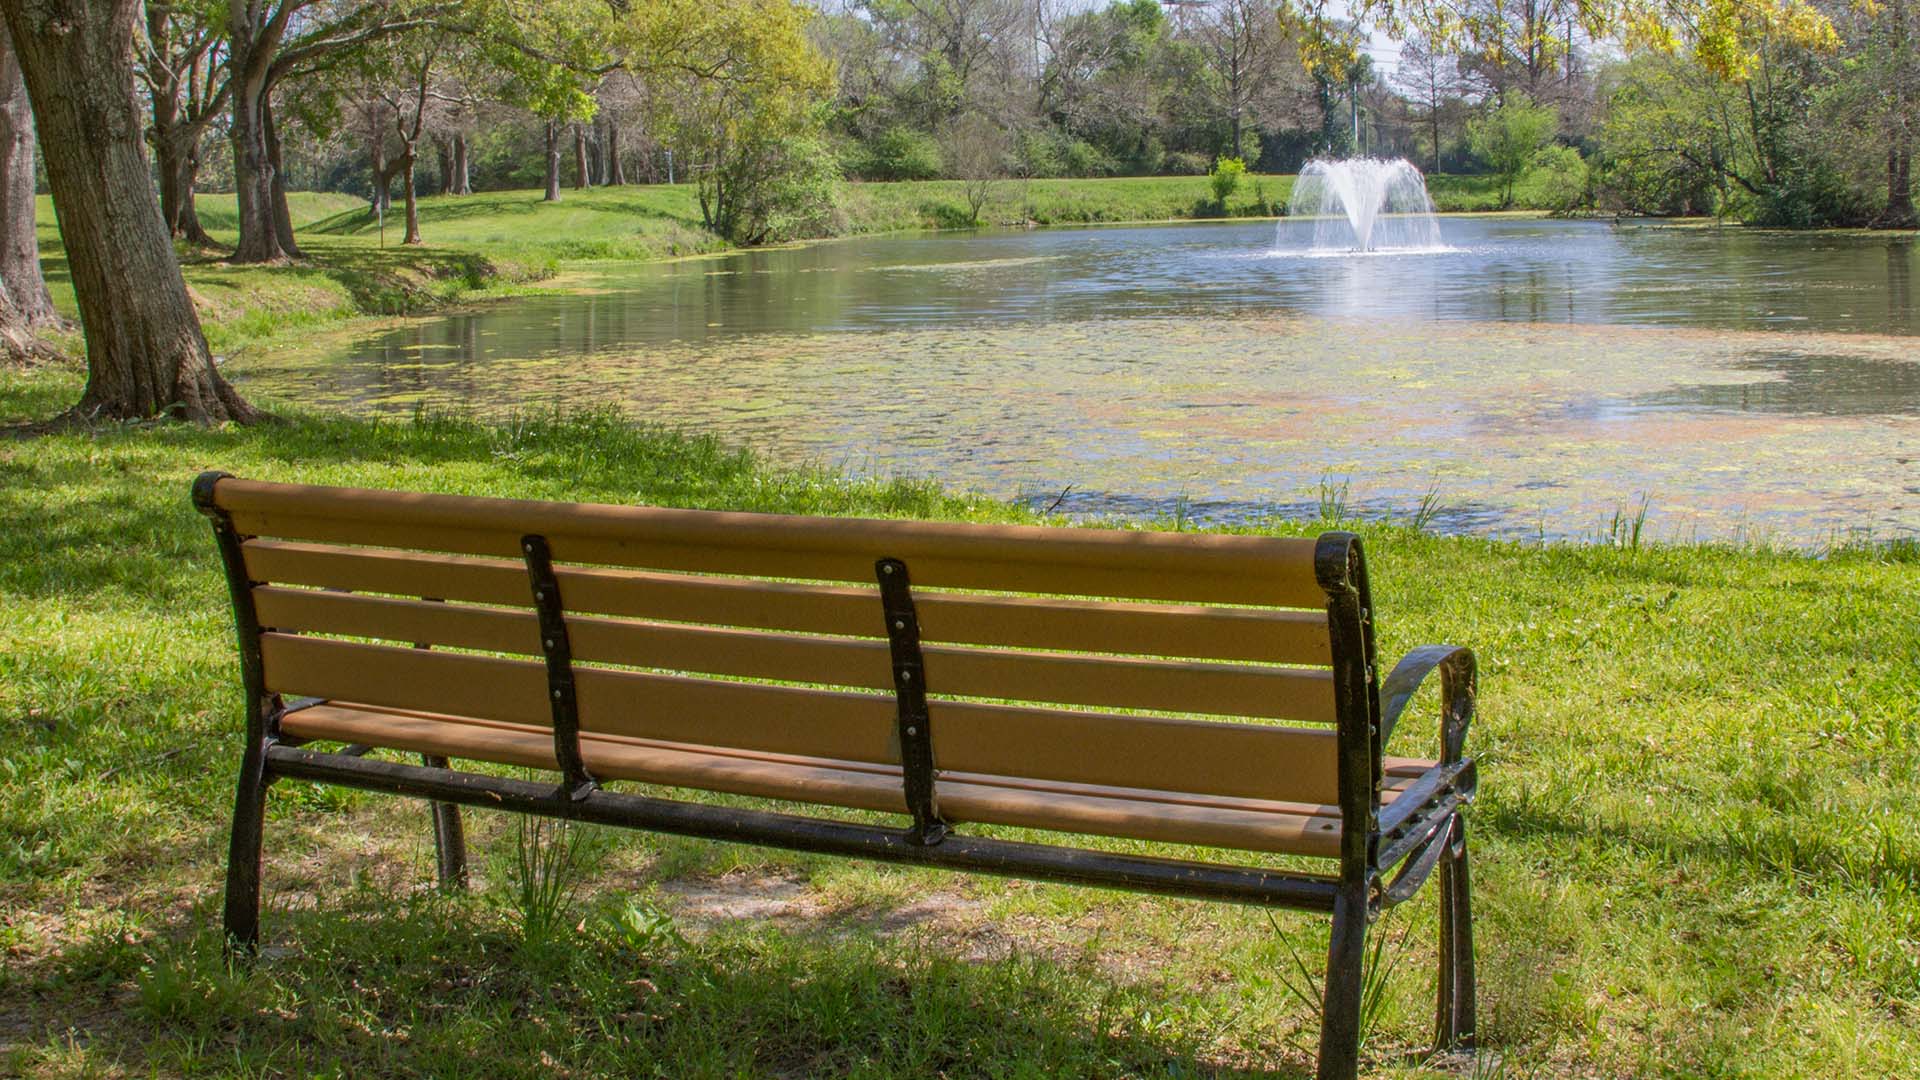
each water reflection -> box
[1639,351,1920,416]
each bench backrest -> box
[198,476,1382,818]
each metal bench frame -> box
[195,471,1478,1080]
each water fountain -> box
[1283,157,1445,253]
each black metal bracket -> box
[521,534,596,801]
[1314,531,1384,916]
[877,557,946,846]
[193,471,284,745]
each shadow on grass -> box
[1479,790,1920,893]
[9,886,1311,1079]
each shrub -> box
[861,126,944,181]
[1164,151,1210,175]
[1468,93,1559,208]
[1060,138,1114,177]
[1209,156,1246,206]
[1526,145,1590,214]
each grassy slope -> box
[34,192,557,362]
[2,361,1916,1078]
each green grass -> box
[2,361,1917,1078]
[840,174,1297,228]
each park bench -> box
[194,471,1480,1080]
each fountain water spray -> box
[1282,158,1445,253]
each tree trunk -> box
[401,151,421,244]
[607,117,627,185]
[573,122,589,190]
[263,95,301,258]
[0,16,56,356]
[544,121,562,201]
[1884,0,1914,229]
[1430,106,1441,174]
[155,133,217,248]
[1890,146,1916,228]
[453,133,470,194]
[0,0,254,422]
[370,123,390,213]
[226,23,286,265]
[434,136,451,196]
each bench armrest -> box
[1379,644,1476,762]
[1371,645,1477,900]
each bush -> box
[1526,145,1590,214]
[1060,138,1114,177]
[1468,94,1559,208]
[1164,151,1210,175]
[861,126,944,181]
[1014,130,1064,177]
[1752,158,1873,227]
[1209,156,1246,206]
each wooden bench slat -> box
[259,634,1342,804]
[214,478,1324,606]
[241,540,1332,664]
[277,704,1351,858]
[250,587,1337,722]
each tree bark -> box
[606,116,625,185]
[155,132,217,247]
[544,120,562,201]
[370,117,390,213]
[1889,146,1916,228]
[1,0,254,422]
[401,151,420,244]
[452,132,470,194]
[434,135,451,195]
[0,16,57,360]
[227,29,286,264]
[573,121,589,190]
[263,95,301,257]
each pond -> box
[235,217,1920,543]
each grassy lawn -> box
[2,358,1916,1077]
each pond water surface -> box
[237,217,1920,543]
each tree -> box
[1830,0,1917,226]
[481,0,612,202]
[226,0,442,263]
[1278,0,1839,86]
[374,31,444,244]
[1392,35,1466,173]
[0,18,57,361]
[138,2,229,247]
[1468,91,1557,206]
[945,113,1009,222]
[654,0,837,242]
[1,0,254,422]
[1181,0,1296,159]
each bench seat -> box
[282,701,1436,859]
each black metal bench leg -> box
[422,755,468,890]
[222,739,271,952]
[1316,885,1368,1080]
[1435,814,1477,1053]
